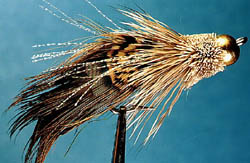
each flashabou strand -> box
[40,0,97,34]
[32,49,82,62]
[32,42,84,48]
[85,0,122,30]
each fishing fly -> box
[8,0,247,163]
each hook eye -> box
[236,37,248,46]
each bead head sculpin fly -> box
[8,5,248,163]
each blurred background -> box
[0,0,249,162]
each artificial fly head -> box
[216,34,248,66]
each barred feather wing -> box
[9,8,198,163]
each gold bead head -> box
[216,34,247,66]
